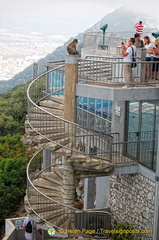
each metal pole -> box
[139,48,146,83]
[42,229,45,240]
[103,30,106,45]
[153,130,159,239]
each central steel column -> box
[63,55,79,206]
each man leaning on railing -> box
[121,38,137,88]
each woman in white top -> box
[152,39,159,80]
[144,36,154,82]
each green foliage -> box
[0,134,28,223]
[0,84,28,135]
[112,222,137,240]
[0,157,27,221]
[0,134,27,161]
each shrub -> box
[112,222,137,240]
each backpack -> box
[131,46,137,68]
[25,220,32,233]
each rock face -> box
[109,173,155,238]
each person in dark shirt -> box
[134,33,144,48]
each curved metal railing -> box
[27,64,112,160]
[26,149,79,229]
[26,63,113,229]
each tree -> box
[0,135,27,161]
[0,157,27,223]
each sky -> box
[0,0,159,36]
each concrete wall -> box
[3,219,16,240]
[111,100,126,142]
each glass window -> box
[126,100,157,171]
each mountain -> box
[88,6,159,32]
[0,33,83,94]
[0,6,158,94]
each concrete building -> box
[4,31,159,240]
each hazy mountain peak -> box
[87,5,159,32]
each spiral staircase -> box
[24,61,115,239]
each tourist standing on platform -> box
[121,38,136,88]
[144,36,154,82]
[134,33,144,48]
[134,21,144,35]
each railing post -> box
[137,48,146,83]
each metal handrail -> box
[78,58,159,85]
[27,149,78,211]
[27,149,112,229]
[27,66,112,141]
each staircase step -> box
[25,120,64,128]
[54,167,63,180]
[30,106,64,116]
[51,95,64,104]
[39,100,64,110]
[75,171,113,179]
[39,209,66,223]
[73,162,114,173]
[28,195,63,204]
[33,180,63,191]
[27,113,55,121]
[30,132,68,144]
[35,174,63,185]
[95,162,114,170]
[30,205,62,213]
[26,127,65,136]
[42,173,63,186]
[68,155,87,163]
[54,144,72,156]
[42,107,63,116]
[40,138,70,149]
[29,109,64,118]
[55,214,70,228]
[82,160,101,167]
[36,187,63,198]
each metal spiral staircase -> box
[24,60,114,238]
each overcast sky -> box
[0,0,158,35]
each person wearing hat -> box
[134,21,144,35]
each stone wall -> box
[110,174,155,233]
